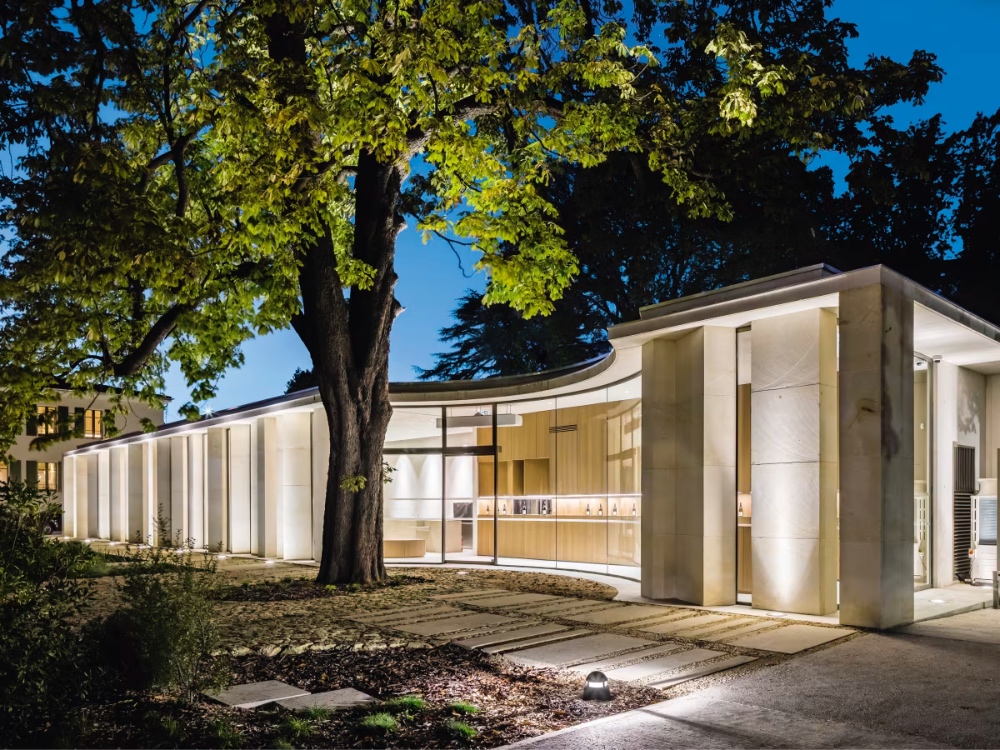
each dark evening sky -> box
[163,0,1000,418]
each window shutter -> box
[10,460,20,482]
[75,408,85,435]
[58,406,69,436]
[25,460,37,486]
[26,408,37,437]
[56,462,63,494]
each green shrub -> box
[100,544,223,699]
[447,700,479,715]
[360,712,399,732]
[447,720,478,739]
[209,718,243,749]
[302,706,333,721]
[385,694,427,712]
[280,715,314,741]
[0,480,101,746]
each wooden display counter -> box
[385,519,463,554]
[384,538,425,558]
[737,518,752,594]
[476,515,639,565]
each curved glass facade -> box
[382,377,641,579]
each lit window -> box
[0,461,7,484]
[37,462,58,491]
[83,409,103,439]
[36,406,58,435]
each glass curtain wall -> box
[381,377,642,579]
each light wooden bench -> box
[383,538,426,558]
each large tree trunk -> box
[295,151,402,584]
[265,12,400,584]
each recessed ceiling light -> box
[930,599,947,604]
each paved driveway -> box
[506,628,1000,748]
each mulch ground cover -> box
[212,574,430,602]
[80,645,661,749]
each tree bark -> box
[295,150,401,585]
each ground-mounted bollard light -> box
[582,671,612,701]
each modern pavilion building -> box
[62,265,1000,628]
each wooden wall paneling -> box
[557,519,608,564]
[737,383,751,494]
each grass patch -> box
[447,720,478,739]
[280,716,314,741]
[360,712,398,732]
[447,700,479,715]
[209,718,243,749]
[301,706,333,721]
[384,695,426,712]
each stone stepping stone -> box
[482,629,593,654]
[564,605,670,625]
[700,619,784,642]
[639,614,730,635]
[433,588,510,600]
[207,680,309,709]
[515,599,617,615]
[347,603,443,622]
[457,593,559,608]
[670,617,744,638]
[650,655,758,689]
[726,624,853,653]
[453,623,568,649]
[392,612,516,636]
[568,643,685,674]
[277,688,377,712]
[351,605,461,624]
[678,618,769,639]
[506,633,653,668]
[604,648,722,681]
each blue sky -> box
[162,0,1000,419]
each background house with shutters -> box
[3,389,164,499]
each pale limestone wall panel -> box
[85,454,99,538]
[62,455,77,538]
[957,367,986,480]
[839,284,914,628]
[751,308,838,616]
[229,424,252,554]
[984,374,1000,481]
[169,437,187,544]
[187,434,205,549]
[206,428,228,552]
[127,444,143,543]
[97,450,110,539]
[258,417,280,558]
[141,442,157,545]
[311,409,330,562]
[279,412,312,560]
[932,361,956,587]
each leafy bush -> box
[100,544,224,699]
[0,480,101,746]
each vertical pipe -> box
[441,407,447,563]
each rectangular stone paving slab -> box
[700,619,784,642]
[392,613,516,636]
[564,605,671,625]
[207,680,309,709]
[453,623,567,649]
[350,605,462,624]
[726,624,853,653]
[650,655,757,689]
[604,648,722,681]
[638,614,731,635]
[568,644,685,674]
[506,633,653,668]
[277,688,377,712]
[433,589,510,600]
[679,617,769,639]
[456,593,559,608]
[514,599,617,615]
[482,629,593,654]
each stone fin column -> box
[62,455,76,539]
[109,446,127,542]
[155,441,171,545]
[311,409,330,562]
[932,361,957,588]
[641,338,677,599]
[258,417,280,558]
[228,424,252,554]
[126,444,143,544]
[97,450,111,539]
[206,427,228,552]
[641,327,737,604]
[187,434,205,549]
[169,436,188,545]
[839,282,914,628]
[751,308,838,615]
[279,412,313,560]
[86,454,99,538]
[141,442,157,546]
